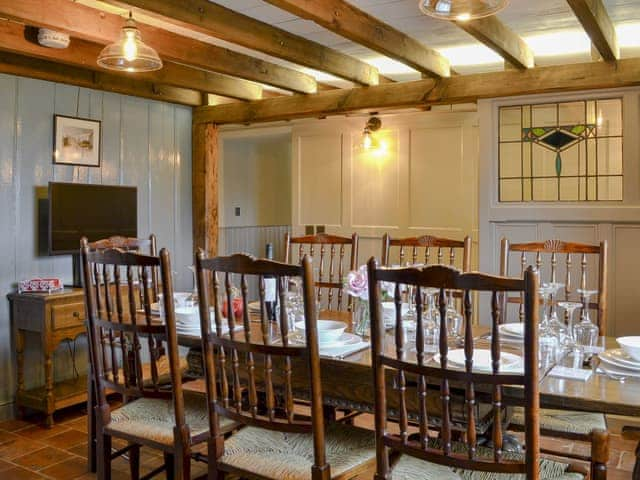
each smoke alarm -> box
[37,29,70,49]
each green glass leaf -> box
[555,152,562,176]
[532,127,546,137]
[571,125,586,135]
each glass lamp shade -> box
[418,0,509,21]
[97,18,162,72]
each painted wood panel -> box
[0,74,192,419]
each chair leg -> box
[129,444,140,480]
[590,429,609,480]
[176,452,191,480]
[97,433,112,480]
[164,453,175,480]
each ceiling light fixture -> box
[362,116,382,150]
[97,12,162,72]
[418,0,509,21]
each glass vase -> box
[353,298,370,337]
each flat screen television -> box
[48,181,137,255]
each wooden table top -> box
[178,310,640,417]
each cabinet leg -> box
[16,330,25,414]
[43,340,54,428]
[45,414,54,428]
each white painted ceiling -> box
[82,0,640,88]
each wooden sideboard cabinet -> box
[8,288,88,427]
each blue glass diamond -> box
[540,130,576,150]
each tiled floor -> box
[0,407,636,479]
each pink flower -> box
[344,265,369,300]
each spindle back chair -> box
[196,252,333,478]
[369,260,544,478]
[381,233,472,272]
[500,238,608,335]
[285,232,358,311]
[82,240,206,480]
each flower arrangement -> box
[344,265,394,301]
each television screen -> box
[48,182,137,255]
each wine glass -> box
[575,289,600,352]
[445,291,463,341]
[422,287,440,349]
[545,282,567,345]
[557,301,582,351]
[538,284,559,368]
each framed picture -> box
[53,115,101,167]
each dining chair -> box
[367,260,609,479]
[284,232,358,311]
[499,237,609,451]
[195,251,377,480]
[81,240,235,480]
[381,233,472,272]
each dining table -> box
[86,309,640,477]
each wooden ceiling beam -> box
[105,0,379,86]
[0,0,317,94]
[0,20,262,101]
[193,57,640,125]
[0,50,202,106]
[262,0,450,78]
[567,0,619,61]
[454,16,534,70]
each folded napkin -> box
[319,341,370,359]
[548,365,593,381]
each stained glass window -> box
[499,99,623,202]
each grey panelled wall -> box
[0,73,193,419]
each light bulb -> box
[456,12,471,21]
[123,31,138,62]
[363,130,372,150]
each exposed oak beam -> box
[107,0,379,86]
[192,123,218,256]
[0,20,261,101]
[0,0,317,94]
[0,50,202,106]
[454,16,534,70]
[567,0,619,61]
[193,57,640,125]
[263,0,450,78]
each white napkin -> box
[319,341,370,359]
[548,366,593,381]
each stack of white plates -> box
[497,323,525,343]
[597,348,640,379]
[175,307,202,336]
[432,348,524,373]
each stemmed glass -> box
[574,289,600,351]
[545,282,567,344]
[557,301,582,351]
[187,265,198,306]
[538,284,560,368]
[445,291,463,341]
[422,287,441,349]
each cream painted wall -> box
[478,87,640,335]
[291,111,480,270]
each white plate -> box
[289,332,362,348]
[597,361,640,379]
[499,323,524,338]
[599,348,640,370]
[433,349,523,373]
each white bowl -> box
[175,306,200,326]
[296,320,347,344]
[617,336,640,361]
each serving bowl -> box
[296,320,347,344]
[617,336,640,361]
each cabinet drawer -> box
[51,303,85,330]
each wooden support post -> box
[192,123,218,257]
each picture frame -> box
[53,114,101,167]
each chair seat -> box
[510,407,606,436]
[391,451,584,480]
[106,391,235,447]
[218,422,376,480]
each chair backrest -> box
[88,234,159,300]
[381,233,472,272]
[81,238,188,435]
[195,252,328,475]
[368,260,540,478]
[284,232,358,311]
[500,238,608,334]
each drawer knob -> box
[73,311,80,318]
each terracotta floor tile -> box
[67,442,89,457]
[617,450,637,472]
[0,419,33,432]
[18,423,70,440]
[42,429,87,449]
[40,456,89,480]
[0,430,19,446]
[64,418,88,434]
[13,446,73,471]
[0,466,46,480]
[0,458,16,472]
[0,436,46,460]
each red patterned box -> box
[18,278,63,294]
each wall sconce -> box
[362,116,382,150]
